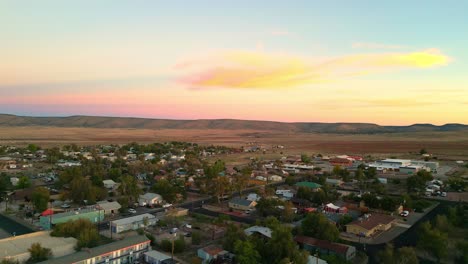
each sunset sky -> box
[1,1,467,125]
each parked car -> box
[184,223,192,229]
[441,192,447,197]
[162,203,172,208]
[184,232,191,237]
[61,203,71,209]
[400,210,409,217]
[170,227,178,234]
[128,208,137,214]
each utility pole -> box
[171,232,176,262]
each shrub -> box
[191,231,201,245]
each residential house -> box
[324,203,348,214]
[295,235,356,261]
[197,245,228,264]
[325,178,343,187]
[97,201,121,215]
[138,193,163,207]
[295,182,322,191]
[246,193,261,202]
[346,213,396,237]
[228,198,257,211]
[268,175,283,182]
[244,226,272,239]
[103,179,118,190]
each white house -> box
[102,179,118,190]
[246,193,261,202]
[244,226,273,239]
[268,175,283,182]
[111,213,157,234]
[10,177,19,186]
[97,201,121,215]
[138,193,163,207]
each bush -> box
[392,179,401,184]
[136,228,144,235]
[160,239,172,252]
[51,219,100,249]
[192,231,201,245]
[174,235,186,253]
[413,200,432,213]
[146,234,156,246]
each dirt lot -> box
[1,126,468,158]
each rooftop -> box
[295,182,322,189]
[244,226,272,238]
[380,159,411,163]
[96,201,121,211]
[144,250,171,261]
[112,213,155,225]
[295,235,354,255]
[0,231,77,259]
[200,245,225,256]
[40,235,150,264]
[140,192,163,200]
[346,213,395,231]
[229,198,253,206]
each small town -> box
[0,142,466,264]
[2,1,468,264]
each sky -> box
[1,0,467,125]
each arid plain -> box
[1,126,467,159]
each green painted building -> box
[39,207,104,230]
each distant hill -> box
[0,114,467,134]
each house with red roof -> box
[346,213,396,237]
[295,235,356,261]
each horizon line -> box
[0,113,466,127]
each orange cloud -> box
[178,49,450,89]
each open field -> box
[1,126,468,158]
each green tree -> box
[434,214,451,233]
[417,221,448,261]
[27,144,39,152]
[396,247,419,264]
[118,175,142,202]
[223,224,246,252]
[301,154,311,164]
[27,243,52,263]
[234,240,261,264]
[337,214,353,231]
[152,179,180,203]
[377,243,395,264]
[377,244,418,264]
[263,225,308,264]
[300,213,339,242]
[31,187,50,212]
[234,173,250,195]
[191,231,201,245]
[51,219,100,249]
[17,176,31,190]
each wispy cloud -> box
[177,49,450,89]
[352,42,408,50]
[270,30,293,36]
